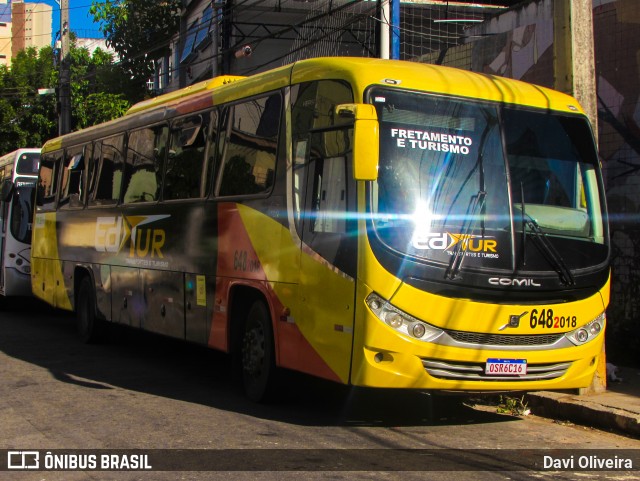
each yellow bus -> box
[0,148,40,298]
[33,57,609,401]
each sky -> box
[40,1,103,42]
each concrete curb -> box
[525,391,640,438]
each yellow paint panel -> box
[351,280,605,391]
[391,281,605,335]
[298,254,355,383]
[31,212,72,311]
[236,204,353,383]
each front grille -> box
[446,330,564,347]
[422,359,571,382]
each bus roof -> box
[42,57,586,152]
[288,57,584,115]
[0,148,40,168]
[125,75,246,115]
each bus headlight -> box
[366,293,443,342]
[565,313,605,346]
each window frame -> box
[122,123,168,205]
[162,110,213,202]
[87,133,126,208]
[36,150,63,212]
[214,91,282,198]
[58,144,87,210]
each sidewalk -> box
[525,365,640,438]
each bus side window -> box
[37,151,63,212]
[59,146,86,209]
[217,93,281,197]
[290,79,354,237]
[164,114,209,200]
[89,134,124,206]
[123,125,167,203]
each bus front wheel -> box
[241,301,276,402]
[76,277,102,343]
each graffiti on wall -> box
[593,0,640,362]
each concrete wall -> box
[593,0,640,364]
[424,1,555,87]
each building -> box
[10,0,51,60]
[0,0,12,66]
[75,37,116,58]
[0,0,53,68]
[159,0,512,94]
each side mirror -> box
[1,179,14,202]
[336,103,379,181]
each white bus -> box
[0,148,40,298]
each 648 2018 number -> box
[529,309,577,329]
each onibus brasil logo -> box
[95,215,170,258]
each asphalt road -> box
[1,297,638,481]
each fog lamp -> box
[576,329,589,343]
[412,323,426,338]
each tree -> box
[68,44,131,129]
[0,39,134,154]
[90,0,181,87]
[0,47,57,152]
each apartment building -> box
[11,0,52,60]
[0,0,52,67]
[0,0,11,66]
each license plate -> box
[485,358,527,376]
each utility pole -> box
[380,0,390,59]
[58,0,71,136]
[553,0,603,395]
[391,0,400,60]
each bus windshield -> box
[16,151,40,175]
[369,89,607,274]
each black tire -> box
[76,276,102,343]
[241,301,276,402]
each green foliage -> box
[90,0,180,84]
[496,395,530,416]
[0,47,57,153]
[83,93,130,126]
[0,40,134,155]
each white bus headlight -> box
[565,313,605,346]
[366,293,443,342]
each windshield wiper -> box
[521,204,575,287]
[446,190,486,280]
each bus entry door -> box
[298,130,357,385]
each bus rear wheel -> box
[241,301,276,402]
[76,277,102,343]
